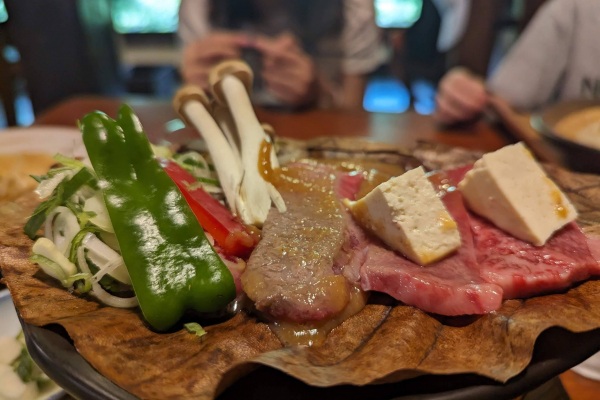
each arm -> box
[177,0,211,44]
[487,0,574,110]
[253,33,319,108]
[178,0,248,90]
[181,32,247,90]
[434,67,489,125]
[339,74,367,110]
[434,0,576,125]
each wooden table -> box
[34,95,600,400]
[35,95,509,153]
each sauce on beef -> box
[242,163,352,331]
[249,153,400,345]
[270,285,367,346]
[259,139,402,196]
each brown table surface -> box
[34,95,509,153]
[33,95,600,400]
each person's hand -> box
[434,68,489,125]
[252,33,318,107]
[181,32,247,90]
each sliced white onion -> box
[44,206,79,255]
[82,233,131,285]
[91,258,124,285]
[72,184,96,204]
[99,231,120,252]
[35,170,72,199]
[32,238,77,277]
[77,247,138,309]
[83,192,114,233]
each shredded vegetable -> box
[28,157,137,308]
[27,108,248,323]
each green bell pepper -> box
[80,105,236,331]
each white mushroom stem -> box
[261,123,281,169]
[267,182,287,213]
[259,124,286,213]
[178,95,243,216]
[212,104,241,160]
[220,74,286,225]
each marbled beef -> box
[472,217,600,299]
[245,162,600,320]
[241,164,363,323]
[358,187,504,315]
[449,165,600,299]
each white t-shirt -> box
[178,0,387,106]
[488,0,600,111]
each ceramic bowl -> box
[531,99,600,173]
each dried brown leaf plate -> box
[1,133,600,400]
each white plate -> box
[0,126,86,158]
[0,125,84,338]
[0,289,21,337]
[0,289,65,399]
[0,126,81,399]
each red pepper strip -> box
[161,159,259,258]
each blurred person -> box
[434,0,600,125]
[2,0,121,115]
[178,0,387,109]
[431,0,470,55]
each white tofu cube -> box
[345,166,461,265]
[458,142,577,246]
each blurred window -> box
[374,0,423,29]
[363,77,410,114]
[0,0,8,23]
[111,0,180,34]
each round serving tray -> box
[21,320,600,400]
